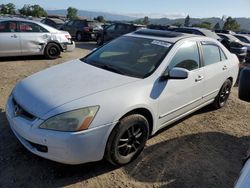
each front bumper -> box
[6,96,113,165]
[61,40,75,52]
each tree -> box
[192,21,212,29]
[172,22,182,27]
[142,16,150,25]
[223,17,241,31]
[0,3,16,15]
[67,7,78,20]
[19,4,47,17]
[94,16,105,23]
[184,15,190,27]
[213,22,221,30]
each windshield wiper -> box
[94,64,126,75]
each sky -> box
[1,0,250,19]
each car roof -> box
[44,18,65,24]
[127,29,199,43]
[172,27,221,40]
[0,17,59,32]
[217,33,239,41]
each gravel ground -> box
[0,42,250,188]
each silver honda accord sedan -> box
[6,29,239,166]
[0,18,75,59]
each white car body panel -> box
[6,32,239,164]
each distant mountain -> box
[149,17,250,31]
[46,9,250,31]
[46,9,136,21]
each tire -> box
[96,36,103,46]
[76,32,82,41]
[239,67,250,102]
[213,79,232,109]
[105,114,149,166]
[44,43,61,59]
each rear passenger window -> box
[202,44,221,66]
[168,41,200,71]
[19,22,48,33]
[220,48,227,61]
[0,21,17,32]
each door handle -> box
[195,75,204,82]
[222,66,228,71]
[11,34,17,38]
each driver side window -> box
[168,41,200,71]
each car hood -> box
[13,60,139,118]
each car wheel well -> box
[119,108,153,136]
[46,42,63,52]
[227,77,233,84]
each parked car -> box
[95,23,145,46]
[60,19,98,41]
[217,33,248,63]
[168,27,221,41]
[215,29,236,35]
[41,18,65,29]
[0,18,75,59]
[235,67,250,188]
[234,34,250,62]
[6,29,239,165]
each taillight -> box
[65,34,71,40]
[83,27,90,32]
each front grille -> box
[12,98,36,120]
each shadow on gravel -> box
[75,41,97,51]
[0,55,56,62]
[125,132,250,188]
[0,106,249,188]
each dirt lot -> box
[0,42,250,188]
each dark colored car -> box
[218,33,248,63]
[41,18,65,29]
[60,19,98,41]
[95,23,145,46]
[234,34,250,62]
[215,29,236,35]
[168,27,221,41]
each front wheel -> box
[105,114,149,166]
[213,79,232,109]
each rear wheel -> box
[76,32,82,41]
[213,79,232,109]
[96,36,103,46]
[44,43,61,59]
[105,114,149,166]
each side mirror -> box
[239,67,250,102]
[160,67,189,81]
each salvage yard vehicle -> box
[234,34,250,62]
[60,19,98,41]
[0,18,75,59]
[217,33,248,63]
[6,29,239,166]
[169,27,222,41]
[95,23,145,46]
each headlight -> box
[39,106,99,132]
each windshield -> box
[81,36,172,78]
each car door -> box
[62,21,74,36]
[200,41,229,101]
[18,21,51,55]
[158,40,205,129]
[0,21,21,57]
[103,24,116,42]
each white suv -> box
[6,29,239,165]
